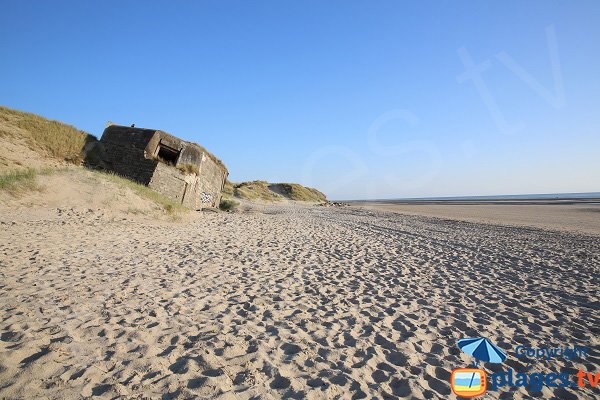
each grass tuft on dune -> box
[0,168,39,195]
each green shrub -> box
[219,198,239,211]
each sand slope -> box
[0,204,598,399]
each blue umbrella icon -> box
[458,337,507,365]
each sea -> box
[395,192,600,202]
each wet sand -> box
[351,201,600,236]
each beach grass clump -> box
[0,106,96,164]
[0,167,68,196]
[219,198,239,211]
[0,168,39,195]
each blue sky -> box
[1,1,599,199]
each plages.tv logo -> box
[451,368,486,397]
[450,337,598,397]
[450,337,507,398]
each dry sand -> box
[0,202,599,399]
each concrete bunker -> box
[98,124,228,209]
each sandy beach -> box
[0,202,598,399]
[2,1,599,398]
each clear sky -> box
[1,1,599,199]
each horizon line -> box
[337,191,600,202]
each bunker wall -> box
[197,154,228,208]
[100,126,158,185]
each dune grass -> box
[0,106,96,164]
[222,180,235,197]
[0,167,62,197]
[271,183,327,202]
[233,180,283,202]
[222,180,327,203]
[0,169,39,195]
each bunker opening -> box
[156,142,180,165]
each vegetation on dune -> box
[231,180,284,202]
[222,180,235,197]
[0,168,40,195]
[221,179,327,203]
[0,167,63,197]
[270,183,327,202]
[0,106,96,164]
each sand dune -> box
[0,203,598,399]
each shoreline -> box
[347,196,600,206]
[347,202,600,236]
